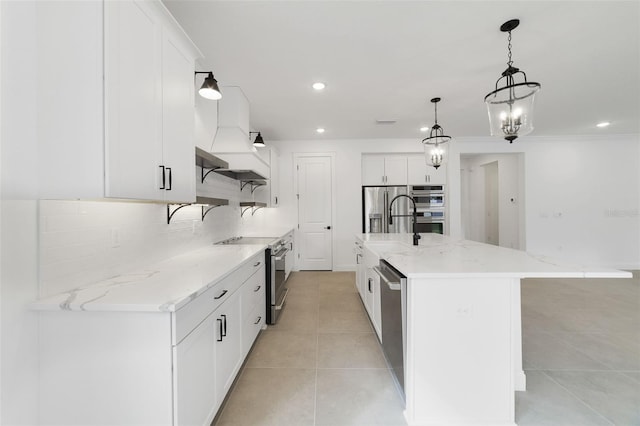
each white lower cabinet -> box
[365,267,382,339]
[214,288,243,403]
[174,314,217,426]
[38,252,266,426]
[357,241,382,341]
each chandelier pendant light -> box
[421,97,451,169]
[484,19,541,143]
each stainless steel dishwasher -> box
[374,259,407,401]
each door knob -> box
[325,226,331,230]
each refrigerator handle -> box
[383,190,389,233]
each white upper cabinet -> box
[407,155,447,185]
[37,0,200,202]
[362,155,408,186]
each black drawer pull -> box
[214,290,228,300]
[254,285,261,292]
[159,165,165,189]
[254,316,262,325]
[221,314,227,337]
[216,318,223,342]
[166,167,172,190]
[254,261,261,267]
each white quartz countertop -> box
[357,233,632,279]
[31,244,267,313]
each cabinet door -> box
[371,270,382,340]
[174,314,216,426]
[104,0,163,200]
[215,289,243,400]
[161,30,196,203]
[407,156,447,185]
[384,157,408,185]
[362,156,386,185]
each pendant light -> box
[250,131,266,147]
[421,97,451,169]
[195,71,222,100]
[484,19,541,143]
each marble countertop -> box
[31,244,266,313]
[356,233,632,279]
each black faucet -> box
[389,194,421,246]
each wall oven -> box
[410,185,446,234]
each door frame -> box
[293,152,336,271]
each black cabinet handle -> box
[159,165,166,189]
[217,318,223,342]
[325,226,331,230]
[254,316,262,325]
[214,289,228,300]
[368,278,372,293]
[254,285,261,292]
[166,167,172,190]
[221,314,227,337]
[254,261,261,267]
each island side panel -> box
[405,277,515,426]
[39,311,174,425]
[513,279,526,391]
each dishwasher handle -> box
[373,266,401,291]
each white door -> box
[296,155,333,270]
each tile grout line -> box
[541,371,616,426]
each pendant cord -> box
[507,31,513,67]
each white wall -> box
[269,134,640,271]
[1,2,40,424]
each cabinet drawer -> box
[242,303,265,357]
[173,252,265,345]
[241,266,265,319]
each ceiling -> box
[164,1,640,141]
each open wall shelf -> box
[239,201,267,217]
[196,147,229,183]
[167,196,230,224]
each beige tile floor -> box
[214,271,640,426]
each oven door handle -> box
[274,247,289,261]
[275,288,289,310]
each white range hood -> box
[211,86,269,180]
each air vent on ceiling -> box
[375,119,397,125]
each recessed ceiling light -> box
[596,122,610,128]
[316,127,325,134]
[420,126,430,132]
[312,82,326,91]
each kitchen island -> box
[356,233,631,426]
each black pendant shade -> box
[196,71,222,100]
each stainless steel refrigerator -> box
[362,186,410,233]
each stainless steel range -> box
[217,236,291,324]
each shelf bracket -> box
[167,204,191,224]
[240,180,266,193]
[240,205,265,217]
[201,204,223,221]
[201,167,220,183]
